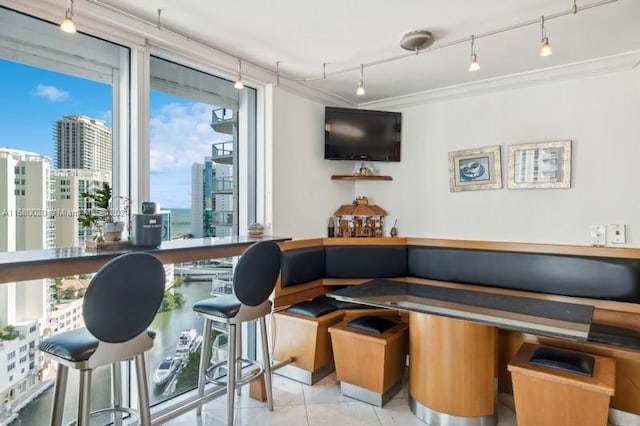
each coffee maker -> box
[132,202,163,248]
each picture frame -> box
[507,141,572,189]
[448,145,502,192]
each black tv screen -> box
[324,107,401,161]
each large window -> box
[0,8,129,425]
[0,6,259,424]
[148,56,257,405]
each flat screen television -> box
[324,107,401,161]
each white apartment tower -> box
[0,148,50,407]
[51,169,111,247]
[54,115,112,171]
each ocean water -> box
[167,208,192,238]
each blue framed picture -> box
[448,145,502,192]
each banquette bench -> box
[271,237,640,418]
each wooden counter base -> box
[409,312,497,425]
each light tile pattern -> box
[164,373,518,426]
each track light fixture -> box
[356,64,365,96]
[80,0,616,91]
[468,35,480,72]
[60,0,76,33]
[539,16,553,57]
[234,58,244,89]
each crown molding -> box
[362,51,640,110]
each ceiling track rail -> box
[83,0,617,84]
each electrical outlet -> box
[590,225,606,246]
[609,224,626,244]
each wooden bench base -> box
[329,319,408,406]
[508,342,615,426]
[272,308,400,385]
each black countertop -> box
[328,278,594,340]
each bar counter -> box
[328,279,595,426]
[0,236,290,284]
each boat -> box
[210,332,229,365]
[175,329,198,358]
[152,357,180,386]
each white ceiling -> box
[96,0,640,104]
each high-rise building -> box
[190,108,237,238]
[54,115,112,171]
[191,160,233,238]
[0,148,50,407]
[51,169,112,247]
[0,148,53,252]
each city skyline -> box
[0,58,228,208]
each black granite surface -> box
[328,278,594,340]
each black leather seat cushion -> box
[38,328,157,363]
[38,328,98,362]
[286,298,337,318]
[281,246,325,288]
[347,315,397,334]
[588,323,640,350]
[193,295,242,319]
[528,346,595,377]
[326,299,369,310]
[408,246,640,302]
[325,246,407,278]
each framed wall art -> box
[448,145,502,192]
[507,141,571,189]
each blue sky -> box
[0,58,226,209]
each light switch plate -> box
[609,224,626,244]
[590,225,606,246]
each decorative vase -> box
[103,221,125,241]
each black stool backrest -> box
[83,252,165,343]
[233,241,282,306]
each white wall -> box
[270,87,354,239]
[366,69,640,246]
[273,68,640,246]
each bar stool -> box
[38,252,165,426]
[193,240,282,426]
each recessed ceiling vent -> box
[400,30,434,52]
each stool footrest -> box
[66,406,139,426]
[206,358,265,387]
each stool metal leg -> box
[196,318,213,415]
[77,369,92,426]
[50,364,68,426]
[259,316,274,411]
[227,323,237,426]
[236,324,242,396]
[134,353,152,426]
[111,362,123,426]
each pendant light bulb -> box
[540,37,553,57]
[468,35,480,72]
[60,0,76,33]
[234,58,244,89]
[539,16,553,57]
[469,54,480,72]
[356,64,365,96]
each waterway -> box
[10,280,214,426]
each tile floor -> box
[164,372,518,426]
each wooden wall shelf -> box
[331,175,392,181]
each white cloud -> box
[33,84,69,102]
[97,110,112,126]
[150,102,228,173]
